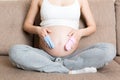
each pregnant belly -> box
[39,26,79,57]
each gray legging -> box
[9,42,116,73]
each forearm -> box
[23,23,40,35]
[79,25,96,37]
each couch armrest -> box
[115,0,120,55]
[115,56,120,64]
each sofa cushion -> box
[115,56,120,64]
[0,1,32,55]
[78,0,116,50]
[33,0,116,52]
[115,0,120,55]
[0,56,120,80]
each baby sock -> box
[44,35,55,49]
[65,37,76,51]
[69,67,97,74]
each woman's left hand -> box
[67,29,83,41]
[64,29,83,51]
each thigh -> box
[9,45,69,73]
[9,44,54,60]
[63,42,116,69]
[78,42,116,62]
[9,45,55,67]
[64,46,105,69]
[70,42,116,59]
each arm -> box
[23,0,41,35]
[79,0,96,37]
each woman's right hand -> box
[36,27,52,38]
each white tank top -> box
[40,0,81,29]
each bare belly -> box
[39,26,80,57]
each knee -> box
[9,45,30,63]
[105,43,116,62]
[96,43,116,62]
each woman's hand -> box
[36,27,52,38]
[36,27,54,48]
[65,29,83,51]
[68,29,83,41]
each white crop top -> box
[40,0,81,29]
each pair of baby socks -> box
[44,35,75,51]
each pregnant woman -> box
[9,0,116,74]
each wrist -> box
[79,29,84,37]
[34,26,41,35]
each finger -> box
[68,31,74,37]
[41,34,46,39]
[72,31,78,38]
[46,28,52,33]
[43,29,48,37]
[70,33,76,39]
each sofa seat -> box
[0,56,120,80]
[115,57,120,64]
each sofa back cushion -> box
[115,0,120,55]
[78,0,116,50]
[34,0,116,52]
[0,1,32,55]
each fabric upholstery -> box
[115,56,120,64]
[115,0,120,55]
[33,0,116,52]
[79,0,116,50]
[0,56,120,80]
[0,1,33,55]
[0,0,120,80]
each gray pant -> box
[9,43,116,73]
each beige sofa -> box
[0,0,120,80]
